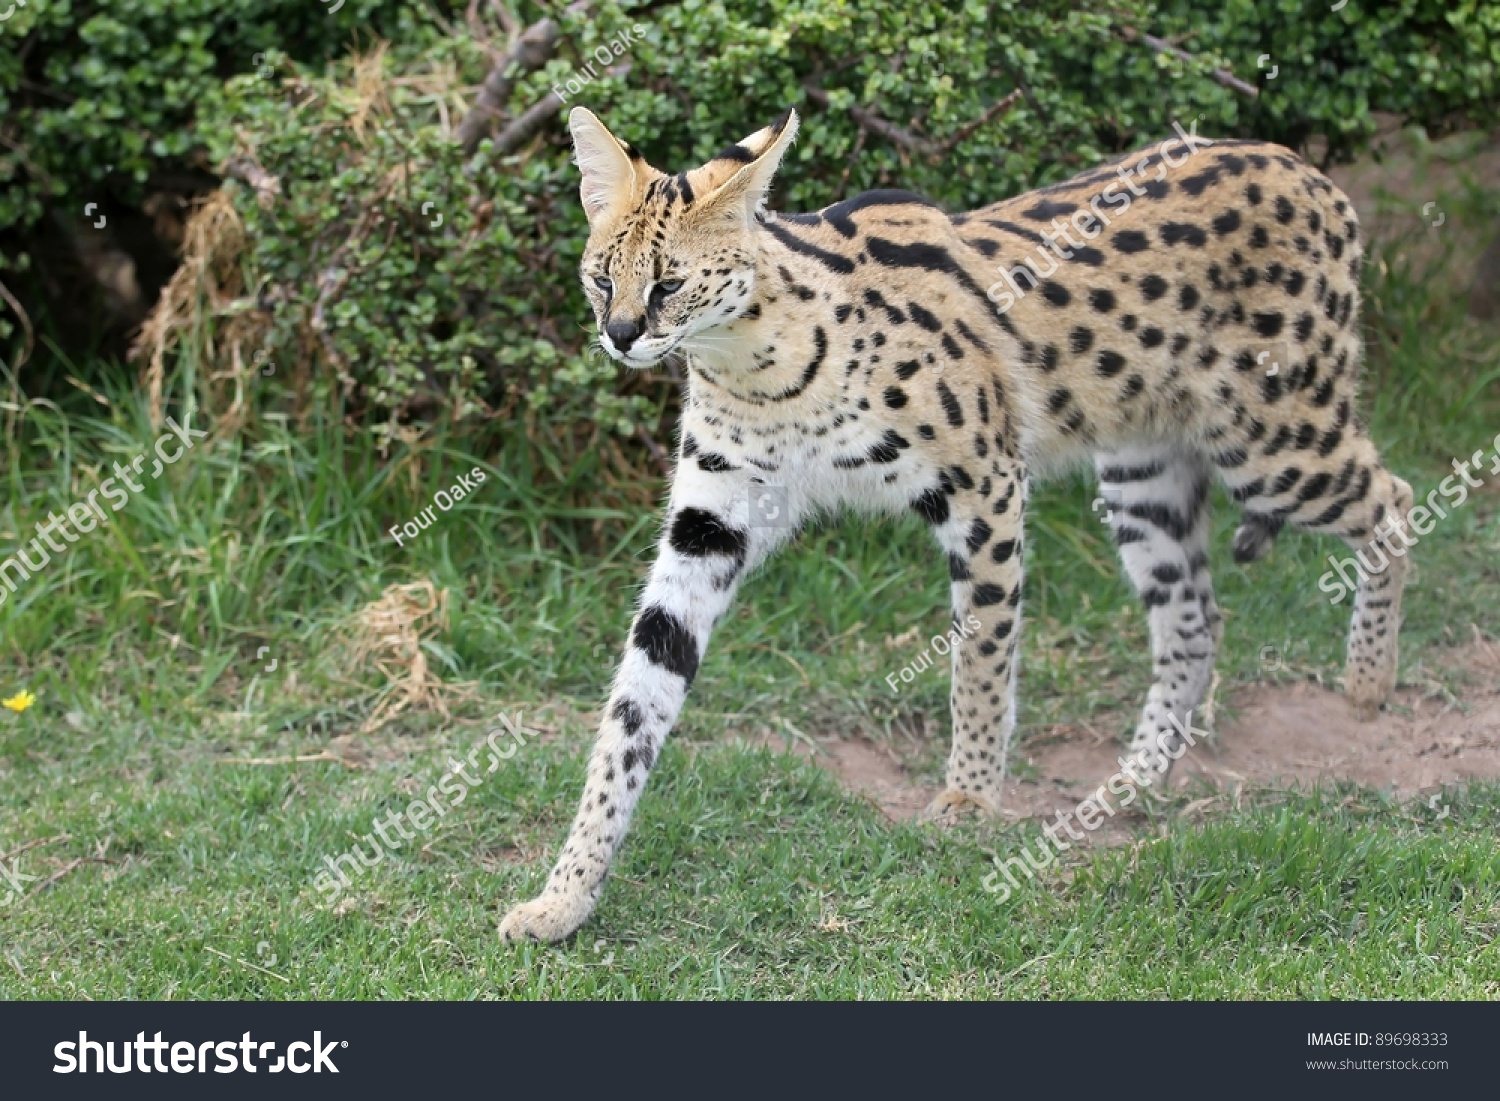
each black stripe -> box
[864,236,1014,338]
[755,326,826,401]
[1098,460,1165,483]
[936,380,964,426]
[669,507,748,561]
[983,219,1047,244]
[632,606,699,683]
[760,221,856,274]
[822,189,939,237]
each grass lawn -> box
[1,196,1498,1000]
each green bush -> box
[0,0,453,237]
[6,0,1498,442]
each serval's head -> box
[568,106,799,367]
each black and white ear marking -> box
[568,107,638,225]
[706,108,801,222]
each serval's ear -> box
[568,107,642,225]
[691,109,800,223]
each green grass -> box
[1,202,1499,998]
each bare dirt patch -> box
[750,642,1500,834]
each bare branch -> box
[489,90,569,156]
[456,17,563,154]
[803,84,1024,162]
[802,84,938,156]
[935,89,1023,155]
[1118,26,1260,99]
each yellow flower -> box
[2,690,36,713]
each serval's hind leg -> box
[1096,447,1221,786]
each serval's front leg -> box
[921,455,1028,822]
[500,460,796,943]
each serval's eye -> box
[593,275,613,292]
[656,279,684,296]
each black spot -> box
[1089,288,1117,312]
[1252,312,1284,338]
[1096,350,1126,377]
[947,553,971,582]
[633,606,699,683]
[1249,225,1269,248]
[1046,388,1072,414]
[1141,274,1169,301]
[1179,168,1222,197]
[834,304,853,323]
[941,332,964,360]
[966,518,993,553]
[1274,196,1295,224]
[1246,183,1263,205]
[973,583,1007,607]
[1069,326,1094,354]
[1023,199,1078,220]
[1114,230,1150,253]
[1040,282,1072,307]
[612,699,644,736]
[883,386,908,409]
[1160,223,1207,247]
[1178,284,1200,311]
[896,359,921,380]
[1212,210,1242,235]
[990,539,1016,564]
[1139,327,1165,349]
[1065,247,1107,266]
[1285,270,1306,296]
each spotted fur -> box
[499,108,1412,942]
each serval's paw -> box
[920,788,1002,825]
[499,891,594,944]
